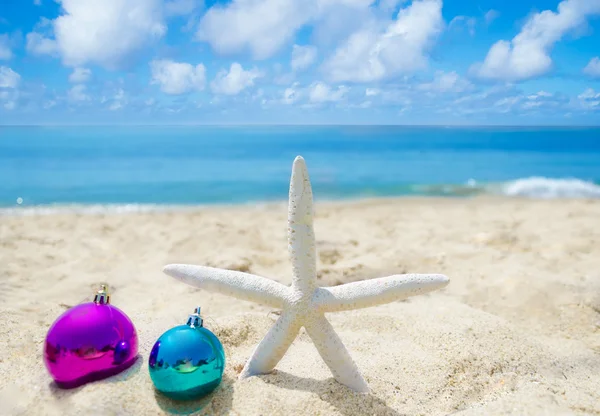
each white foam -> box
[0,204,188,217]
[0,200,282,217]
[501,177,600,199]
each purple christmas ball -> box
[43,285,138,388]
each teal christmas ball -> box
[149,308,225,400]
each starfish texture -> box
[164,156,449,393]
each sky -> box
[0,0,600,125]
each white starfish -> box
[164,156,449,393]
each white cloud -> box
[311,0,376,49]
[282,83,301,104]
[494,96,520,110]
[274,71,295,85]
[211,63,262,95]
[34,0,42,5]
[448,85,570,116]
[165,0,199,16]
[451,84,516,108]
[521,100,544,109]
[43,100,57,109]
[150,59,206,95]
[252,88,264,102]
[355,100,372,108]
[528,91,553,99]
[1,88,19,110]
[449,15,476,36]
[0,66,20,88]
[358,84,415,106]
[308,82,348,103]
[576,88,600,110]
[67,84,90,102]
[108,88,127,110]
[197,0,312,59]
[578,88,600,100]
[0,34,12,60]
[323,0,443,82]
[376,0,404,12]
[27,0,166,69]
[26,32,59,56]
[418,71,472,93]
[520,91,564,110]
[319,0,374,7]
[484,9,499,25]
[267,81,350,105]
[473,0,600,81]
[69,67,92,83]
[196,0,382,60]
[583,57,600,78]
[291,44,317,71]
[577,88,600,109]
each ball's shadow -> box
[153,374,235,415]
[259,371,404,416]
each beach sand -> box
[1,197,599,415]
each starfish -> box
[163,156,449,393]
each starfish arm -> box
[288,156,317,292]
[312,273,450,313]
[163,264,291,309]
[239,311,301,379]
[304,315,369,393]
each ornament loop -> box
[186,306,203,328]
[93,284,110,305]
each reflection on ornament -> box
[149,307,225,400]
[44,285,139,388]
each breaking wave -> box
[0,204,193,216]
[499,177,600,199]
[414,177,600,199]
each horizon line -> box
[1,123,600,128]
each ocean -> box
[1,125,600,212]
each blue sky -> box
[0,0,599,125]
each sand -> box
[1,197,599,415]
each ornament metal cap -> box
[93,284,110,305]
[186,306,203,328]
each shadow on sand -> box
[153,374,235,415]
[258,370,404,416]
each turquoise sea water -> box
[1,125,600,210]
